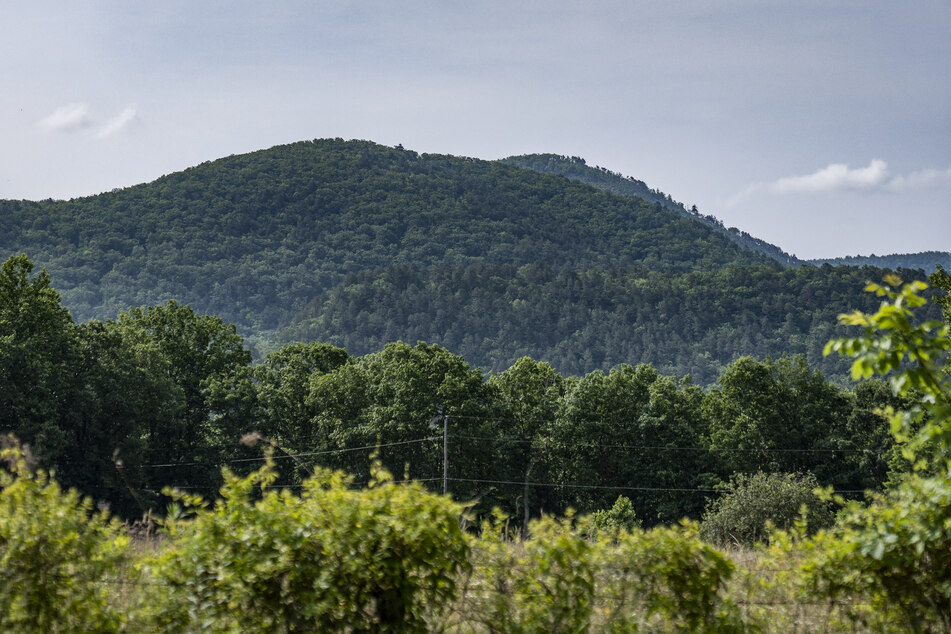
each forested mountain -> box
[0,139,766,346]
[0,138,941,376]
[502,153,803,267]
[808,251,951,274]
[280,261,940,384]
[3,140,950,631]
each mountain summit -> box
[0,138,940,380]
[0,139,766,333]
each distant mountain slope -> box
[280,261,941,384]
[500,154,675,208]
[0,139,766,339]
[808,251,951,275]
[501,154,803,267]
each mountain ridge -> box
[500,153,803,267]
[807,251,951,275]
[1,138,943,377]
[0,138,765,341]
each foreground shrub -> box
[141,456,469,632]
[700,471,834,546]
[808,275,951,631]
[0,437,128,633]
[461,513,748,633]
[598,521,748,632]
[801,474,951,632]
[466,513,596,633]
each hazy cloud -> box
[96,106,138,138]
[37,103,138,138]
[728,160,951,207]
[37,102,93,132]
[772,160,890,193]
[886,167,951,192]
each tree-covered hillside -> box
[502,153,802,267]
[1,253,932,523]
[280,261,939,384]
[0,139,766,341]
[808,251,951,274]
[1,138,942,375]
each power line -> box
[448,477,717,493]
[448,477,867,495]
[449,434,879,454]
[126,436,441,469]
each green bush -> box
[808,276,951,632]
[463,513,748,633]
[700,471,834,546]
[140,455,470,632]
[467,512,596,633]
[803,474,951,632]
[0,437,128,633]
[597,521,748,632]
[589,495,640,537]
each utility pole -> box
[524,461,532,531]
[431,407,449,496]
[442,410,448,495]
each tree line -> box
[280,260,942,383]
[3,269,951,631]
[4,254,938,524]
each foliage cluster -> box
[462,513,746,633]
[0,439,128,632]
[0,432,750,632]
[143,456,469,632]
[280,260,939,383]
[0,139,764,339]
[794,275,951,632]
[0,254,257,516]
[589,494,640,535]
[699,471,834,546]
[0,254,918,526]
[6,438,950,632]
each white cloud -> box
[37,102,93,132]
[886,167,951,192]
[772,160,890,193]
[727,160,951,207]
[36,103,138,138]
[96,106,138,138]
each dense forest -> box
[280,260,941,383]
[1,138,945,379]
[0,139,767,345]
[0,254,931,525]
[502,153,804,267]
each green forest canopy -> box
[0,138,944,379]
[0,254,936,525]
[280,260,941,383]
[0,139,766,337]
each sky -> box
[2,1,949,260]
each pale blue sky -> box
[2,1,949,258]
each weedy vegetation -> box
[1,276,950,632]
